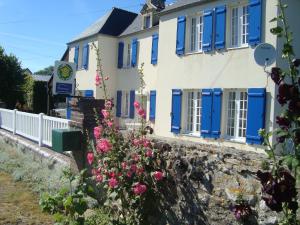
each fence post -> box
[13,109,17,134]
[38,113,44,147]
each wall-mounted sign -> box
[53,61,76,95]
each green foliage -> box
[0,46,25,108]
[39,169,93,225]
[34,66,54,75]
[22,75,34,110]
[85,208,111,225]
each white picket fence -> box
[0,108,70,147]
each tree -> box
[0,46,24,109]
[34,66,54,75]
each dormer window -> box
[144,15,151,29]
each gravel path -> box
[0,172,53,225]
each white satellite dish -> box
[254,43,276,67]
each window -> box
[230,5,249,47]
[126,43,131,67]
[122,91,130,117]
[184,90,202,135]
[144,15,151,29]
[189,15,204,52]
[226,90,248,141]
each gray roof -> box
[161,0,207,14]
[120,14,143,36]
[32,75,52,82]
[69,8,137,43]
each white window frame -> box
[125,43,131,68]
[183,89,202,136]
[187,13,204,53]
[144,15,151,29]
[122,91,130,117]
[225,90,248,142]
[230,4,249,48]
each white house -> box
[67,0,300,151]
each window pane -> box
[198,16,203,51]
[242,6,249,44]
[238,92,248,138]
[231,8,238,47]
[227,92,236,137]
[190,18,196,51]
[127,44,131,67]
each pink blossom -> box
[133,139,140,146]
[121,162,127,170]
[138,108,146,118]
[108,177,118,188]
[106,120,113,127]
[97,167,102,173]
[94,126,102,139]
[131,164,137,173]
[87,152,94,165]
[133,101,140,109]
[104,76,109,80]
[145,149,153,158]
[96,174,103,182]
[102,109,110,119]
[109,171,116,178]
[133,183,147,195]
[95,75,102,86]
[96,139,112,153]
[143,139,151,148]
[132,153,140,162]
[137,167,144,176]
[127,171,133,178]
[92,169,97,176]
[153,171,164,181]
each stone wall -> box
[149,137,277,225]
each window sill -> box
[181,133,201,138]
[185,51,203,56]
[227,45,249,51]
[224,136,246,144]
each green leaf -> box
[270,17,278,22]
[270,26,283,35]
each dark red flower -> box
[292,58,300,67]
[277,94,287,106]
[271,67,282,85]
[276,116,290,130]
[288,99,300,115]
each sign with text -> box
[53,61,76,95]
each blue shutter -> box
[215,6,226,50]
[203,9,214,52]
[176,16,186,56]
[151,34,159,65]
[131,38,138,67]
[116,91,122,117]
[118,42,124,68]
[82,44,89,70]
[74,46,79,69]
[211,88,223,138]
[84,90,93,97]
[149,90,156,121]
[249,0,262,46]
[129,90,135,119]
[171,89,182,134]
[246,88,266,144]
[201,89,213,138]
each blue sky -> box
[0,0,173,72]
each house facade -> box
[67,0,300,151]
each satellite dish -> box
[254,43,276,67]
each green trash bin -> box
[52,129,82,153]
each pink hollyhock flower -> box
[96,139,112,153]
[96,174,103,182]
[106,120,113,127]
[121,162,127,170]
[138,108,146,118]
[132,153,140,162]
[97,167,102,173]
[133,101,140,109]
[104,76,109,80]
[143,139,151,148]
[133,139,140,147]
[137,167,144,176]
[108,177,118,188]
[109,171,116,178]
[87,152,94,165]
[133,183,147,195]
[94,126,102,139]
[95,75,102,86]
[131,164,137,173]
[102,109,110,119]
[127,171,132,178]
[145,149,153,158]
[153,171,164,181]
